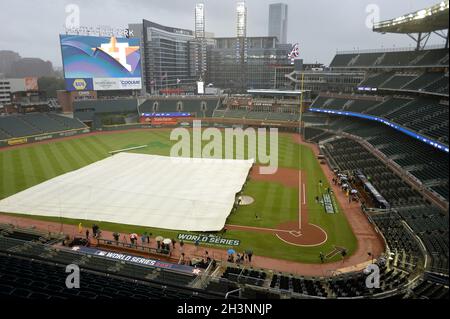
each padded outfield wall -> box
[0,127,90,148]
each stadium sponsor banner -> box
[140,116,180,126]
[177,233,241,247]
[93,77,142,91]
[65,78,94,91]
[309,107,450,153]
[71,246,202,275]
[140,116,151,124]
[31,129,88,141]
[1,129,89,148]
[102,124,151,131]
[34,135,54,142]
[140,112,192,125]
[150,117,179,126]
[58,130,83,138]
[7,137,28,146]
[60,34,142,91]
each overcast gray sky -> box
[0,0,446,67]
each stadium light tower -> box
[236,1,247,38]
[194,2,207,79]
[195,2,205,39]
[236,1,248,90]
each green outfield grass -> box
[0,129,357,264]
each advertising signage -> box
[177,233,241,247]
[60,34,142,91]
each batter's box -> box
[289,230,302,237]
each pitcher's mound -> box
[238,196,255,206]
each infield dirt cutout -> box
[227,166,328,247]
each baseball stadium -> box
[0,0,448,302]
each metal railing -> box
[336,44,446,55]
[96,238,171,257]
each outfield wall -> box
[0,117,298,149]
[0,127,90,148]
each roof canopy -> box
[374,1,449,34]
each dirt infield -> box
[242,166,328,247]
[249,166,300,188]
[275,221,328,247]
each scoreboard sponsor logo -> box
[93,78,142,91]
[65,78,94,91]
[73,79,87,90]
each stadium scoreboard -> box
[60,34,142,91]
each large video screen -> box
[60,34,142,91]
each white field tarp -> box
[0,153,254,231]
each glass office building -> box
[130,20,197,94]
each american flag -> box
[288,43,300,64]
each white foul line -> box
[298,170,302,230]
[303,183,306,205]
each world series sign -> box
[177,233,241,247]
[70,246,202,275]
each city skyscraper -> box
[268,3,288,44]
